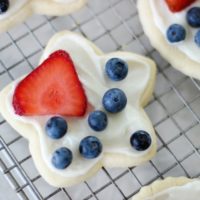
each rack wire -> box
[1,0,200,199]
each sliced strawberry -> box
[13,50,87,117]
[165,0,196,12]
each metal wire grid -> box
[1,0,200,199]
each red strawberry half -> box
[13,50,87,117]
[165,0,196,12]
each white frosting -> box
[145,181,200,200]
[150,0,200,63]
[6,34,154,177]
[0,0,28,20]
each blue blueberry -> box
[102,88,127,113]
[167,24,186,43]
[105,58,128,81]
[88,111,108,132]
[52,147,72,169]
[0,0,9,13]
[79,136,102,159]
[195,30,200,47]
[46,116,68,139]
[130,131,151,151]
[187,7,200,28]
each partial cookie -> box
[138,0,200,80]
[0,31,157,187]
[132,177,198,200]
[0,0,87,33]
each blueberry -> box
[195,30,200,47]
[79,136,102,159]
[167,24,186,43]
[88,111,108,132]
[52,147,72,169]
[102,88,127,113]
[46,116,68,139]
[130,131,151,151]
[187,7,200,28]
[0,0,9,14]
[105,58,128,81]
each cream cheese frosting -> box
[150,0,200,63]
[5,33,156,177]
[145,181,200,200]
[0,0,28,20]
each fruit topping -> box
[167,24,186,43]
[105,58,128,81]
[46,116,68,139]
[130,131,151,151]
[13,50,87,117]
[79,136,102,159]
[195,30,200,47]
[52,147,73,169]
[102,88,127,113]
[187,7,200,28]
[165,0,196,13]
[88,111,108,132]
[0,0,9,14]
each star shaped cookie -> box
[0,31,157,187]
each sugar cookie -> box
[132,177,198,200]
[0,31,157,187]
[138,0,200,79]
[0,0,87,32]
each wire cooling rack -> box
[1,0,200,199]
